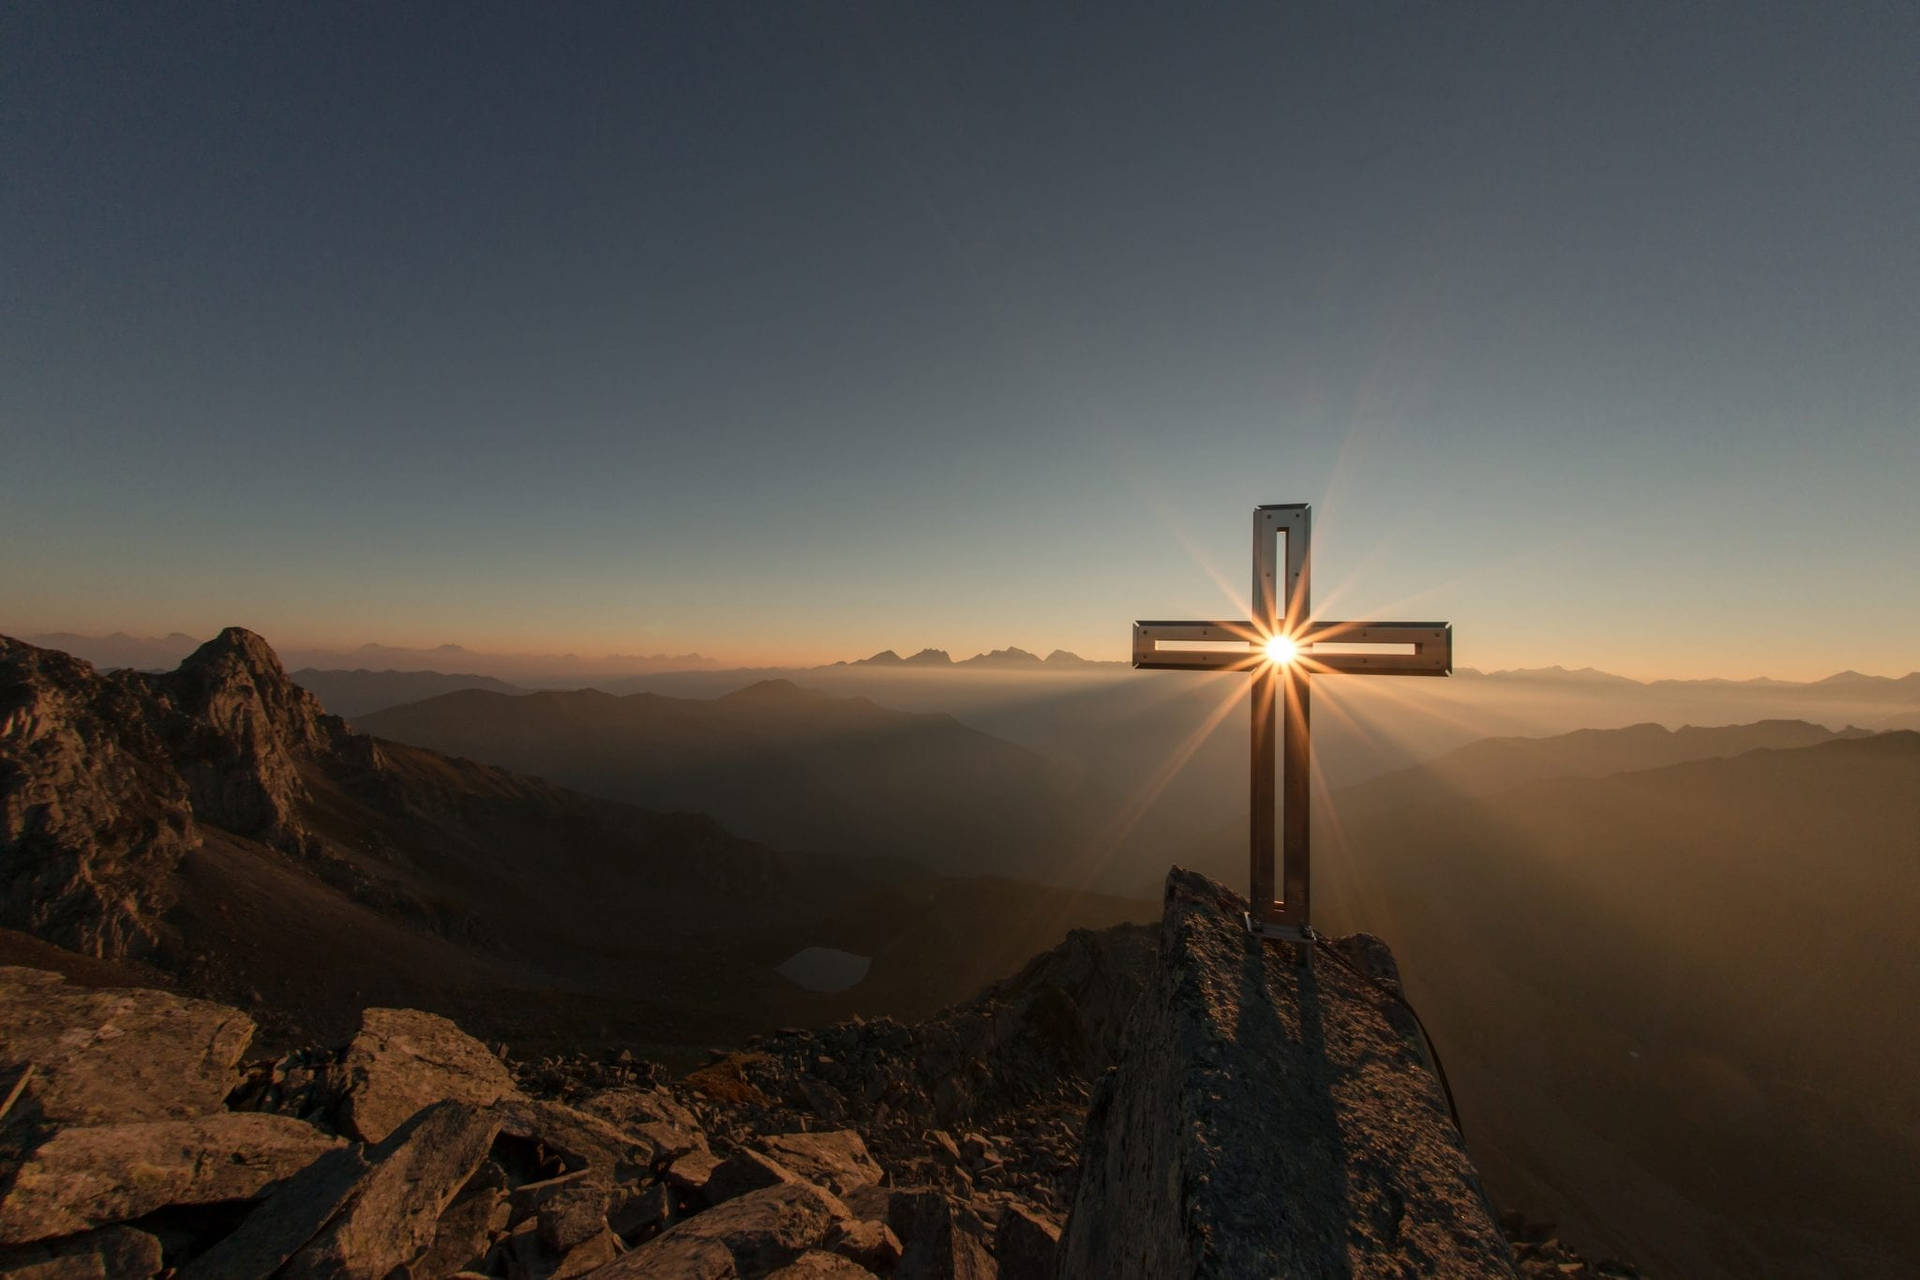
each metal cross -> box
[1133,503,1452,940]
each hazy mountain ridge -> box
[291,668,527,719]
[32,629,1920,691]
[355,680,1100,881]
[1362,718,1874,798]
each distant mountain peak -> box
[854,649,903,665]
[720,678,817,701]
[959,646,1043,668]
[902,648,952,666]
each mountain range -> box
[0,629,1151,1058]
[8,626,1918,1277]
[354,681,1098,882]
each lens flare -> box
[1265,635,1299,665]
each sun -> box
[1264,634,1299,665]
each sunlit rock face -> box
[775,947,871,993]
[1059,868,1516,1279]
[0,627,345,957]
[146,627,343,846]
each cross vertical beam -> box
[1133,503,1452,939]
[1254,503,1312,933]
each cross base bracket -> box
[1244,913,1320,964]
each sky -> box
[3,3,1916,679]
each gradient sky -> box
[4,3,1916,678]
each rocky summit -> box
[0,869,1640,1278]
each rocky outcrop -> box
[1058,869,1515,1278]
[0,641,198,955]
[0,966,254,1125]
[145,627,341,847]
[0,628,344,958]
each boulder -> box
[0,1112,343,1243]
[608,1181,670,1238]
[991,1204,1059,1280]
[889,1188,996,1280]
[179,1146,375,1280]
[767,1251,877,1277]
[580,1086,700,1133]
[825,1217,904,1273]
[538,1182,613,1254]
[551,1227,622,1278]
[602,1181,850,1277]
[632,1117,707,1165]
[0,1225,163,1280]
[665,1150,724,1200]
[509,1169,599,1223]
[494,1097,657,1184]
[0,968,253,1125]
[757,1130,886,1198]
[581,1234,735,1278]
[1056,868,1516,1279]
[280,1100,502,1280]
[412,1160,510,1278]
[338,1007,520,1143]
[704,1148,800,1205]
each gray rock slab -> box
[0,1112,343,1243]
[494,1096,656,1183]
[338,1007,519,1143]
[0,967,253,1126]
[411,1158,509,1279]
[824,1218,903,1274]
[0,1225,163,1280]
[890,1188,996,1280]
[580,1086,699,1134]
[664,1149,724,1200]
[604,1181,849,1277]
[756,1131,885,1198]
[280,1100,502,1280]
[704,1148,799,1206]
[992,1204,1059,1280]
[1057,868,1517,1279]
[178,1145,374,1280]
[766,1250,877,1277]
[579,1234,736,1278]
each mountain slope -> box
[1369,717,1870,797]
[1,630,1153,1056]
[356,680,1096,880]
[290,668,526,719]
[1314,733,1920,1280]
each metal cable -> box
[1308,935,1465,1138]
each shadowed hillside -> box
[356,681,1098,881]
[1303,733,1920,1280]
[290,668,527,719]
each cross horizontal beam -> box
[1132,619,1452,674]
